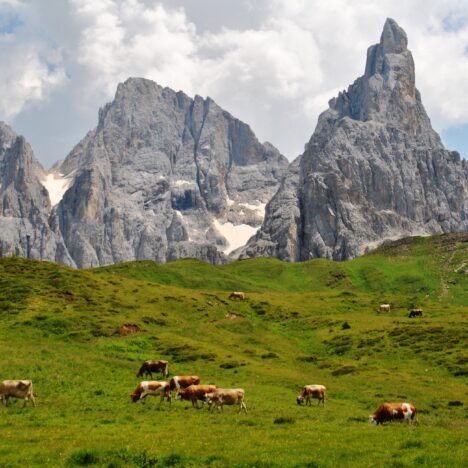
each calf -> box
[130,381,171,403]
[297,384,326,407]
[175,384,217,408]
[136,360,169,379]
[204,388,247,413]
[0,380,36,407]
[169,375,200,391]
[369,402,417,425]
[379,304,391,313]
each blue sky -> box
[1,0,467,167]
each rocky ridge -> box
[0,79,288,267]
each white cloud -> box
[71,0,198,102]
[0,2,66,119]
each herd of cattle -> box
[0,358,418,425]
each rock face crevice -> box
[241,18,467,261]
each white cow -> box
[0,380,36,407]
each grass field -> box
[0,233,466,467]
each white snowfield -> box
[213,219,258,255]
[41,172,73,207]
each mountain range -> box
[0,19,466,267]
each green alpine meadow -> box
[0,233,466,467]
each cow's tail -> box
[164,362,169,377]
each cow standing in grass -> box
[136,360,169,379]
[369,403,417,425]
[379,304,391,312]
[0,380,36,407]
[130,381,171,404]
[408,309,423,318]
[204,388,247,413]
[169,375,200,391]
[175,384,217,408]
[296,385,326,407]
[229,292,245,300]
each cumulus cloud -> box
[3,0,468,164]
[0,1,66,119]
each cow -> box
[369,402,417,425]
[229,292,245,300]
[136,360,169,379]
[296,385,326,407]
[169,375,200,391]
[175,384,217,408]
[0,380,36,407]
[379,304,391,313]
[409,309,423,318]
[129,381,171,403]
[204,388,247,413]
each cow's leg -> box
[239,402,247,413]
[140,392,148,403]
[30,393,36,407]
[1,395,7,406]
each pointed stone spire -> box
[380,18,408,54]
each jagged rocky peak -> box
[55,77,288,267]
[0,123,74,265]
[241,19,467,262]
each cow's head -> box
[296,395,305,405]
[174,391,183,401]
[368,415,378,425]
[130,393,140,403]
[204,392,215,405]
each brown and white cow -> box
[0,380,36,407]
[129,381,171,403]
[379,304,391,313]
[175,384,217,408]
[296,385,326,407]
[169,375,200,391]
[136,360,169,379]
[204,388,247,413]
[369,402,417,425]
[229,292,245,300]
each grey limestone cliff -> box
[0,122,74,265]
[54,78,288,267]
[241,18,468,261]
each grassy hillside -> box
[0,233,466,467]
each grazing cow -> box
[0,380,36,407]
[136,360,169,379]
[379,304,391,313]
[296,385,326,407]
[175,384,217,408]
[229,291,245,300]
[204,388,247,413]
[409,309,423,318]
[130,381,171,403]
[369,402,417,425]
[169,375,200,391]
